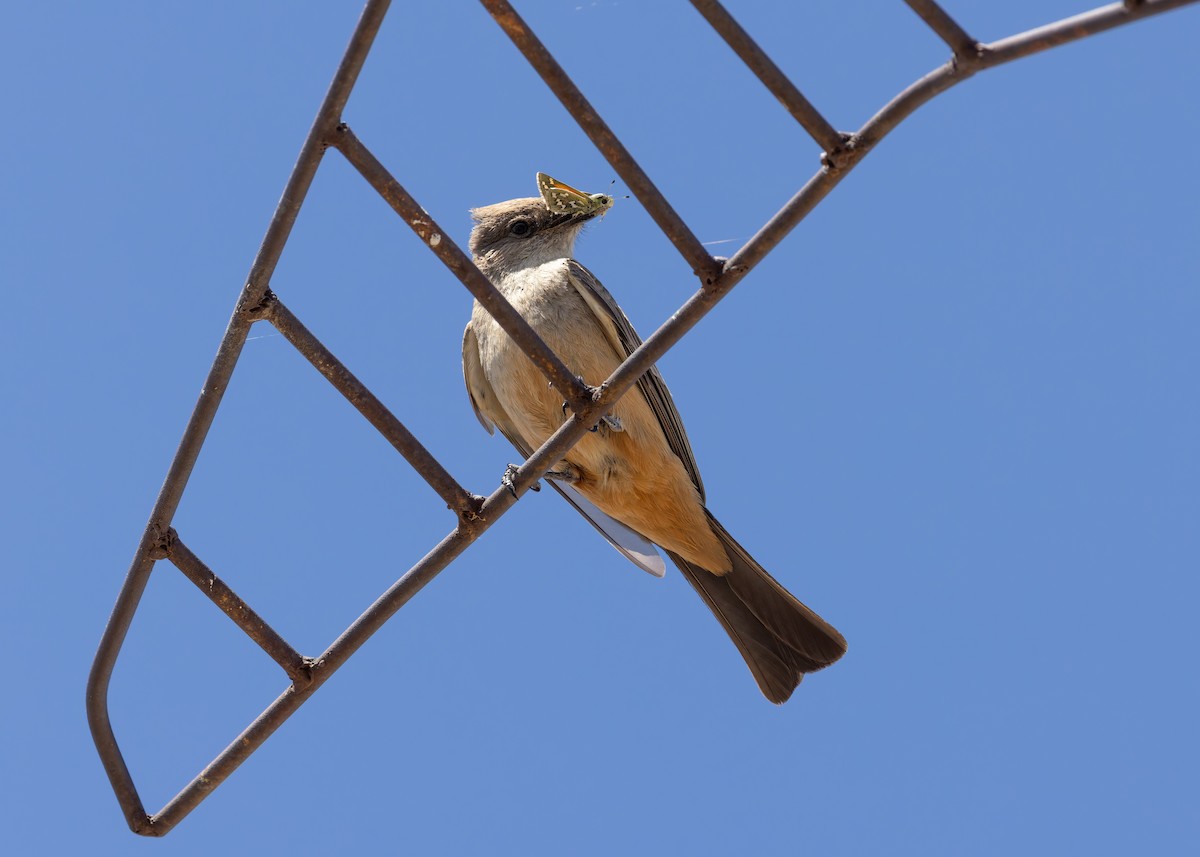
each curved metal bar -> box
[724,0,1195,280]
[88,0,1199,836]
[85,0,393,835]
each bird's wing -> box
[463,318,666,577]
[550,482,666,577]
[565,259,705,500]
[462,322,499,434]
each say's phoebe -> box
[461,174,846,702]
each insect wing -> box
[537,172,599,214]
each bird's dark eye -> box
[509,219,532,237]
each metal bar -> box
[150,520,489,834]
[167,533,311,683]
[328,124,591,410]
[147,384,638,832]
[89,0,1200,838]
[479,0,723,285]
[689,0,845,152]
[259,293,479,518]
[723,0,1199,282]
[240,5,393,308]
[985,0,1197,63]
[86,0,393,836]
[904,0,978,56]
[506,0,1200,478]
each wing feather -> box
[564,259,705,500]
[462,323,497,434]
[463,315,665,576]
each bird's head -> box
[468,197,601,272]
[470,174,614,273]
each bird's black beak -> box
[545,208,602,230]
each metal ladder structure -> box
[87,0,1199,836]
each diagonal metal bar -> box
[479,0,724,285]
[146,429,596,833]
[258,292,480,518]
[723,0,1199,281]
[327,124,592,410]
[167,532,311,684]
[986,0,1197,62]
[136,348,633,835]
[86,0,393,836]
[904,0,979,56]
[146,521,470,834]
[88,0,1200,838]
[450,8,1200,543]
[689,0,846,152]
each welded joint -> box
[239,286,278,321]
[147,526,177,560]
[319,122,342,152]
[821,131,875,175]
[715,260,746,283]
[297,656,323,685]
[819,130,859,173]
[456,493,488,529]
[454,493,486,520]
[950,42,993,73]
[329,121,353,148]
[697,255,725,286]
[281,657,319,687]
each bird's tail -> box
[667,510,847,704]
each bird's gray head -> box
[468,197,600,273]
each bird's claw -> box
[555,375,625,434]
[561,395,624,434]
[559,374,587,418]
[587,413,624,433]
[503,463,539,498]
[546,462,583,485]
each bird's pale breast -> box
[472,260,731,572]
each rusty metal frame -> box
[87,0,1199,836]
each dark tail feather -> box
[667,510,847,704]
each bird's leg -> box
[556,378,625,434]
[502,463,540,498]
[545,461,583,485]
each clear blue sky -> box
[3,2,1198,854]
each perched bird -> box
[461,174,846,702]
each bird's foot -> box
[502,463,539,498]
[558,376,622,433]
[558,389,624,435]
[545,461,583,485]
[579,412,624,433]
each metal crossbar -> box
[87,0,1199,836]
